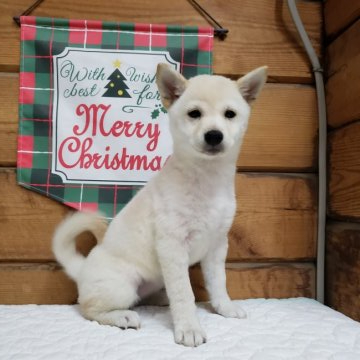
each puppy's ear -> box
[237,66,268,104]
[156,63,187,109]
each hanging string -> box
[13,0,45,26]
[13,0,228,39]
[187,0,228,39]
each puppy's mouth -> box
[200,144,224,156]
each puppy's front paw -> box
[116,310,141,329]
[214,301,247,319]
[174,321,207,347]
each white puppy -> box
[53,63,267,347]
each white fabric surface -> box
[1,298,360,360]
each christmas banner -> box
[18,16,213,219]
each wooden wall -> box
[325,0,360,321]
[0,0,322,304]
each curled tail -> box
[52,212,108,282]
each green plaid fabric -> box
[18,16,213,219]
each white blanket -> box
[1,298,360,359]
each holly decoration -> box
[103,68,131,98]
[151,109,160,119]
[151,103,167,119]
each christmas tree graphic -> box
[103,60,131,98]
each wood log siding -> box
[325,2,360,321]
[0,263,315,305]
[326,223,360,321]
[0,74,318,171]
[0,169,317,262]
[0,0,322,303]
[0,0,321,82]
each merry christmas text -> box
[58,103,165,172]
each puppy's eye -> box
[187,109,202,119]
[224,110,236,119]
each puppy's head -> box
[156,64,267,159]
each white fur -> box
[53,64,267,347]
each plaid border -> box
[18,16,214,219]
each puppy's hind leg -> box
[87,309,141,329]
[79,271,141,329]
[138,288,169,306]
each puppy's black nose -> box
[204,130,223,146]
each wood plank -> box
[239,84,317,171]
[0,0,30,72]
[0,169,317,262]
[326,222,360,321]
[229,173,317,261]
[324,0,360,39]
[0,73,318,171]
[191,263,316,301]
[0,0,321,82]
[0,169,69,261]
[0,263,77,305]
[326,20,360,128]
[0,73,18,166]
[326,19,360,78]
[0,262,315,304]
[328,121,360,221]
